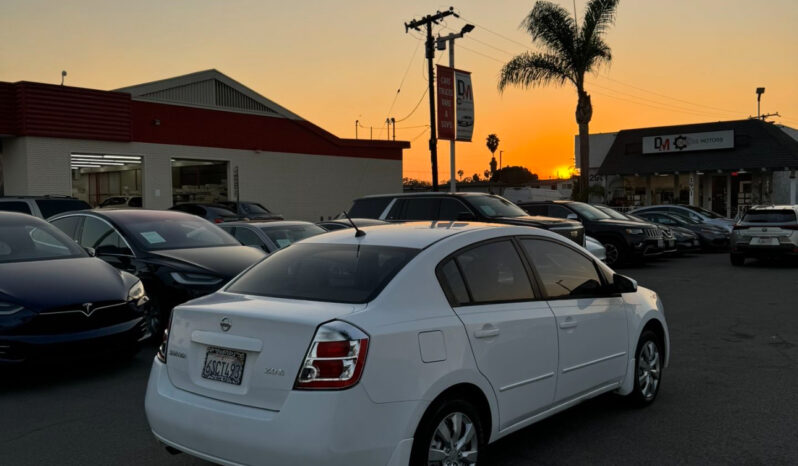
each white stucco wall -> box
[9,136,402,221]
[575,132,618,170]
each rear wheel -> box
[411,398,484,466]
[730,253,745,266]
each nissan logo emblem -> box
[220,317,231,332]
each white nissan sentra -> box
[145,221,669,466]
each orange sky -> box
[2,0,797,181]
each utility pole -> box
[406,7,457,191]
[355,120,358,139]
[436,23,475,193]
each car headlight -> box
[625,228,644,235]
[0,302,24,316]
[127,280,146,302]
[170,272,223,286]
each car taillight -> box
[213,217,224,224]
[156,316,173,364]
[295,321,369,390]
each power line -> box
[386,39,424,118]
[395,88,429,122]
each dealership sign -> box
[437,65,474,142]
[436,65,455,140]
[642,130,734,154]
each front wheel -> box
[410,398,484,466]
[602,239,627,267]
[627,330,663,407]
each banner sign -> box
[436,65,455,141]
[642,130,734,154]
[455,70,474,142]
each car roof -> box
[302,221,534,249]
[746,205,798,211]
[0,211,49,226]
[54,208,197,222]
[220,220,315,228]
[356,192,501,200]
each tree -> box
[494,165,539,185]
[486,134,500,178]
[498,0,619,194]
[457,169,464,181]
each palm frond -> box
[522,2,577,61]
[498,52,574,92]
[581,0,620,44]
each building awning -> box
[596,119,798,176]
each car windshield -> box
[595,205,630,221]
[743,209,797,223]
[569,202,611,220]
[683,205,725,219]
[0,221,86,263]
[121,216,240,251]
[668,213,701,225]
[227,243,419,303]
[467,195,528,218]
[260,224,326,249]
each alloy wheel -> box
[637,340,661,400]
[604,242,620,266]
[428,412,478,466]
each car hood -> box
[494,215,581,228]
[595,218,652,228]
[0,257,129,311]
[148,246,266,279]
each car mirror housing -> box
[566,213,579,221]
[84,247,96,257]
[613,273,637,293]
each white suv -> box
[731,205,798,265]
[0,196,90,219]
[145,222,669,465]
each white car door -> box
[520,238,628,402]
[437,239,558,430]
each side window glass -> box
[438,199,473,221]
[548,205,572,219]
[436,259,470,306]
[235,228,266,249]
[455,240,534,303]
[402,199,438,221]
[522,205,547,216]
[80,217,114,249]
[0,201,32,214]
[51,216,82,239]
[385,199,405,221]
[521,239,602,299]
[95,229,132,255]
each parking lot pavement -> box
[1,253,796,466]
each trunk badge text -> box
[220,317,231,332]
[265,368,285,376]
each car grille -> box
[17,301,139,335]
[645,228,663,239]
[662,229,674,239]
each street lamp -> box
[436,24,476,193]
[756,87,765,119]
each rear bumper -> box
[732,243,798,257]
[0,318,146,364]
[145,359,419,466]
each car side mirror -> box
[85,247,96,257]
[456,212,477,221]
[566,213,579,221]
[613,273,637,293]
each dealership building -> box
[578,119,798,217]
[0,70,408,220]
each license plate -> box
[658,239,664,248]
[201,346,246,385]
[751,237,778,246]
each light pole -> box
[436,23,475,193]
[756,87,765,119]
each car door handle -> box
[474,327,500,338]
[559,320,578,329]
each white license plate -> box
[201,346,246,385]
[751,237,778,246]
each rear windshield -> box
[743,210,797,223]
[348,198,392,218]
[37,199,91,219]
[260,224,325,249]
[227,243,419,303]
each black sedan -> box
[48,209,266,336]
[219,221,326,253]
[169,203,244,224]
[632,210,728,250]
[0,212,149,364]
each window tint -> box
[655,215,676,225]
[50,216,82,239]
[348,197,392,218]
[520,204,548,216]
[466,195,526,218]
[35,199,90,219]
[437,259,470,306]
[232,227,266,249]
[120,216,239,250]
[401,198,438,220]
[227,243,418,304]
[0,221,86,263]
[455,240,534,303]
[438,199,473,221]
[548,205,573,219]
[261,224,325,249]
[0,201,32,214]
[80,217,115,249]
[742,210,797,223]
[521,239,602,299]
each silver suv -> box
[0,195,91,219]
[730,205,798,265]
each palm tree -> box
[498,0,619,195]
[486,134,500,178]
[457,169,464,181]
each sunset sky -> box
[2,0,797,181]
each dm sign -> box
[642,130,734,154]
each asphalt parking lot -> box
[1,253,797,466]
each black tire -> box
[626,330,664,407]
[602,239,627,267]
[144,296,165,342]
[730,253,745,266]
[410,397,485,466]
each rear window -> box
[348,197,392,219]
[743,209,797,223]
[227,243,419,303]
[36,199,91,219]
[0,201,32,215]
